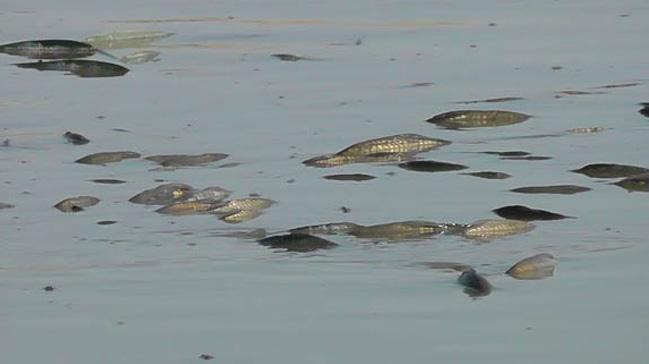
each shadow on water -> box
[14,59,129,78]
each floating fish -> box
[458,269,492,297]
[289,222,362,235]
[571,163,649,178]
[426,110,531,129]
[64,131,90,145]
[398,160,467,173]
[323,173,376,182]
[462,219,534,240]
[349,221,447,241]
[128,183,194,205]
[145,153,228,167]
[461,171,511,180]
[75,151,140,165]
[15,60,129,78]
[54,196,100,212]
[506,253,556,280]
[89,179,126,184]
[509,185,591,195]
[0,39,96,59]
[492,205,573,221]
[258,233,338,252]
[613,172,649,192]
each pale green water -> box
[1,1,649,363]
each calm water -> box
[2,1,649,363]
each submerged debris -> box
[492,205,573,221]
[54,196,100,212]
[426,110,531,129]
[75,151,141,165]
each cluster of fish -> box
[0,32,172,78]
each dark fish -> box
[89,179,126,184]
[509,185,591,195]
[15,60,129,78]
[458,269,492,297]
[349,221,446,240]
[557,90,605,95]
[128,183,194,205]
[461,171,511,180]
[506,253,556,280]
[454,97,525,104]
[462,219,534,240]
[483,151,530,157]
[0,39,96,59]
[639,103,649,118]
[63,131,90,145]
[75,151,140,165]
[422,262,472,272]
[258,233,338,252]
[398,160,468,173]
[501,155,551,161]
[492,205,573,221]
[272,54,307,61]
[613,172,649,192]
[571,163,649,178]
[289,222,362,235]
[0,202,15,210]
[54,196,100,212]
[97,220,117,225]
[323,173,376,182]
[304,134,450,168]
[592,82,641,89]
[426,110,531,129]
[144,153,229,167]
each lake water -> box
[2,1,649,363]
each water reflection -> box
[15,60,129,78]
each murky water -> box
[2,1,649,363]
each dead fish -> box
[0,202,15,210]
[349,221,446,240]
[182,186,230,203]
[461,171,511,180]
[219,209,263,224]
[463,219,534,240]
[119,50,161,64]
[84,31,174,49]
[89,179,126,184]
[612,172,649,192]
[63,131,90,145]
[15,60,129,78]
[426,110,531,129]
[557,90,604,95]
[289,222,362,235]
[501,155,551,161]
[483,151,530,157]
[592,82,641,89]
[454,97,525,104]
[506,253,556,280]
[272,54,308,62]
[492,205,573,221]
[303,134,450,168]
[509,185,591,195]
[323,174,376,182]
[638,103,649,118]
[258,233,338,252]
[566,127,605,134]
[155,201,217,215]
[0,39,96,59]
[571,163,649,178]
[209,198,275,215]
[145,153,228,167]
[75,151,141,165]
[128,183,194,205]
[458,269,492,297]
[54,196,100,212]
[422,262,472,272]
[398,160,468,173]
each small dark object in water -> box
[64,131,90,145]
[501,155,551,161]
[571,163,649,178]
[509,185,591,195]
[199,354,214,360]
[290,222,362,235]
[638,103,649,118]
[15,60,129,78]
[0,39,96,59]
[492,205,572,221]
[75,151,141,165]
[423,262,472,272]
[323,174,376,182]
[483,151,530,157]
[592,82,641,89]
[43,285,55,292]
[340,206,351,213]
[398,160,467,173]
[461,171,511,180]
[2,139,9,147]
[506,253,556,280]
[128,183,194,205]
[458,269,492,297]
[400,82,435,88]
[97,220,117,225]
[426,110,531,129]
[89,179,126,184]
[144,153,229,167]
[272,54,307,61]
[612,172,649,192]
[54,196,100,212]
[0,202,15,209]
[258,233,338,252]
[455,97,525,104]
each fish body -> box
[145,153,228,167]
[0,39,96,59]
[128,183,194,205]
[492,205,572,221]
[289,222,362,235]
[463,219,534,239]
[155,201,217,215]
[54,196,100,212]
[258,233,338,252]
[15,60,129,78]
[572,163,649,178]
[75,151,140,165]
[613,172,649,192]
[426,110,531,129]
[350,220,445,240]
[506,253,556,280]
[209,198,275,215]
